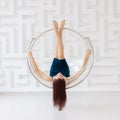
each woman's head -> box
[53,77,66,111]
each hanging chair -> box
[27,28,94,89]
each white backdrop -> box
[0,0,120,92]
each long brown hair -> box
[53,78,66,111]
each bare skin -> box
[28,20,91,84]
[53,20,65,59]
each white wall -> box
[0,0,120,92]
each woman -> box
[28,20,91,110]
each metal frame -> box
[27,28,94,89]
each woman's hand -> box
[28,51,32,58]
[86,49,91,56]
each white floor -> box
[0,92,120,120]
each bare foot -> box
[53,20,58,33]
[60,20,65,32]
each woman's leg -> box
[53,20,65,59]
[53,20,59,58]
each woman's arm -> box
[81,49,91,68]
[67,67,86,84]
[67,49,91,84]
[28,51,52,81]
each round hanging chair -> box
[27,28,94,89]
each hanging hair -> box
[53,78,67,111]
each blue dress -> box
[50,58,70,77]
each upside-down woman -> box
[28,20,91,110]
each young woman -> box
[28,20,91,110]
